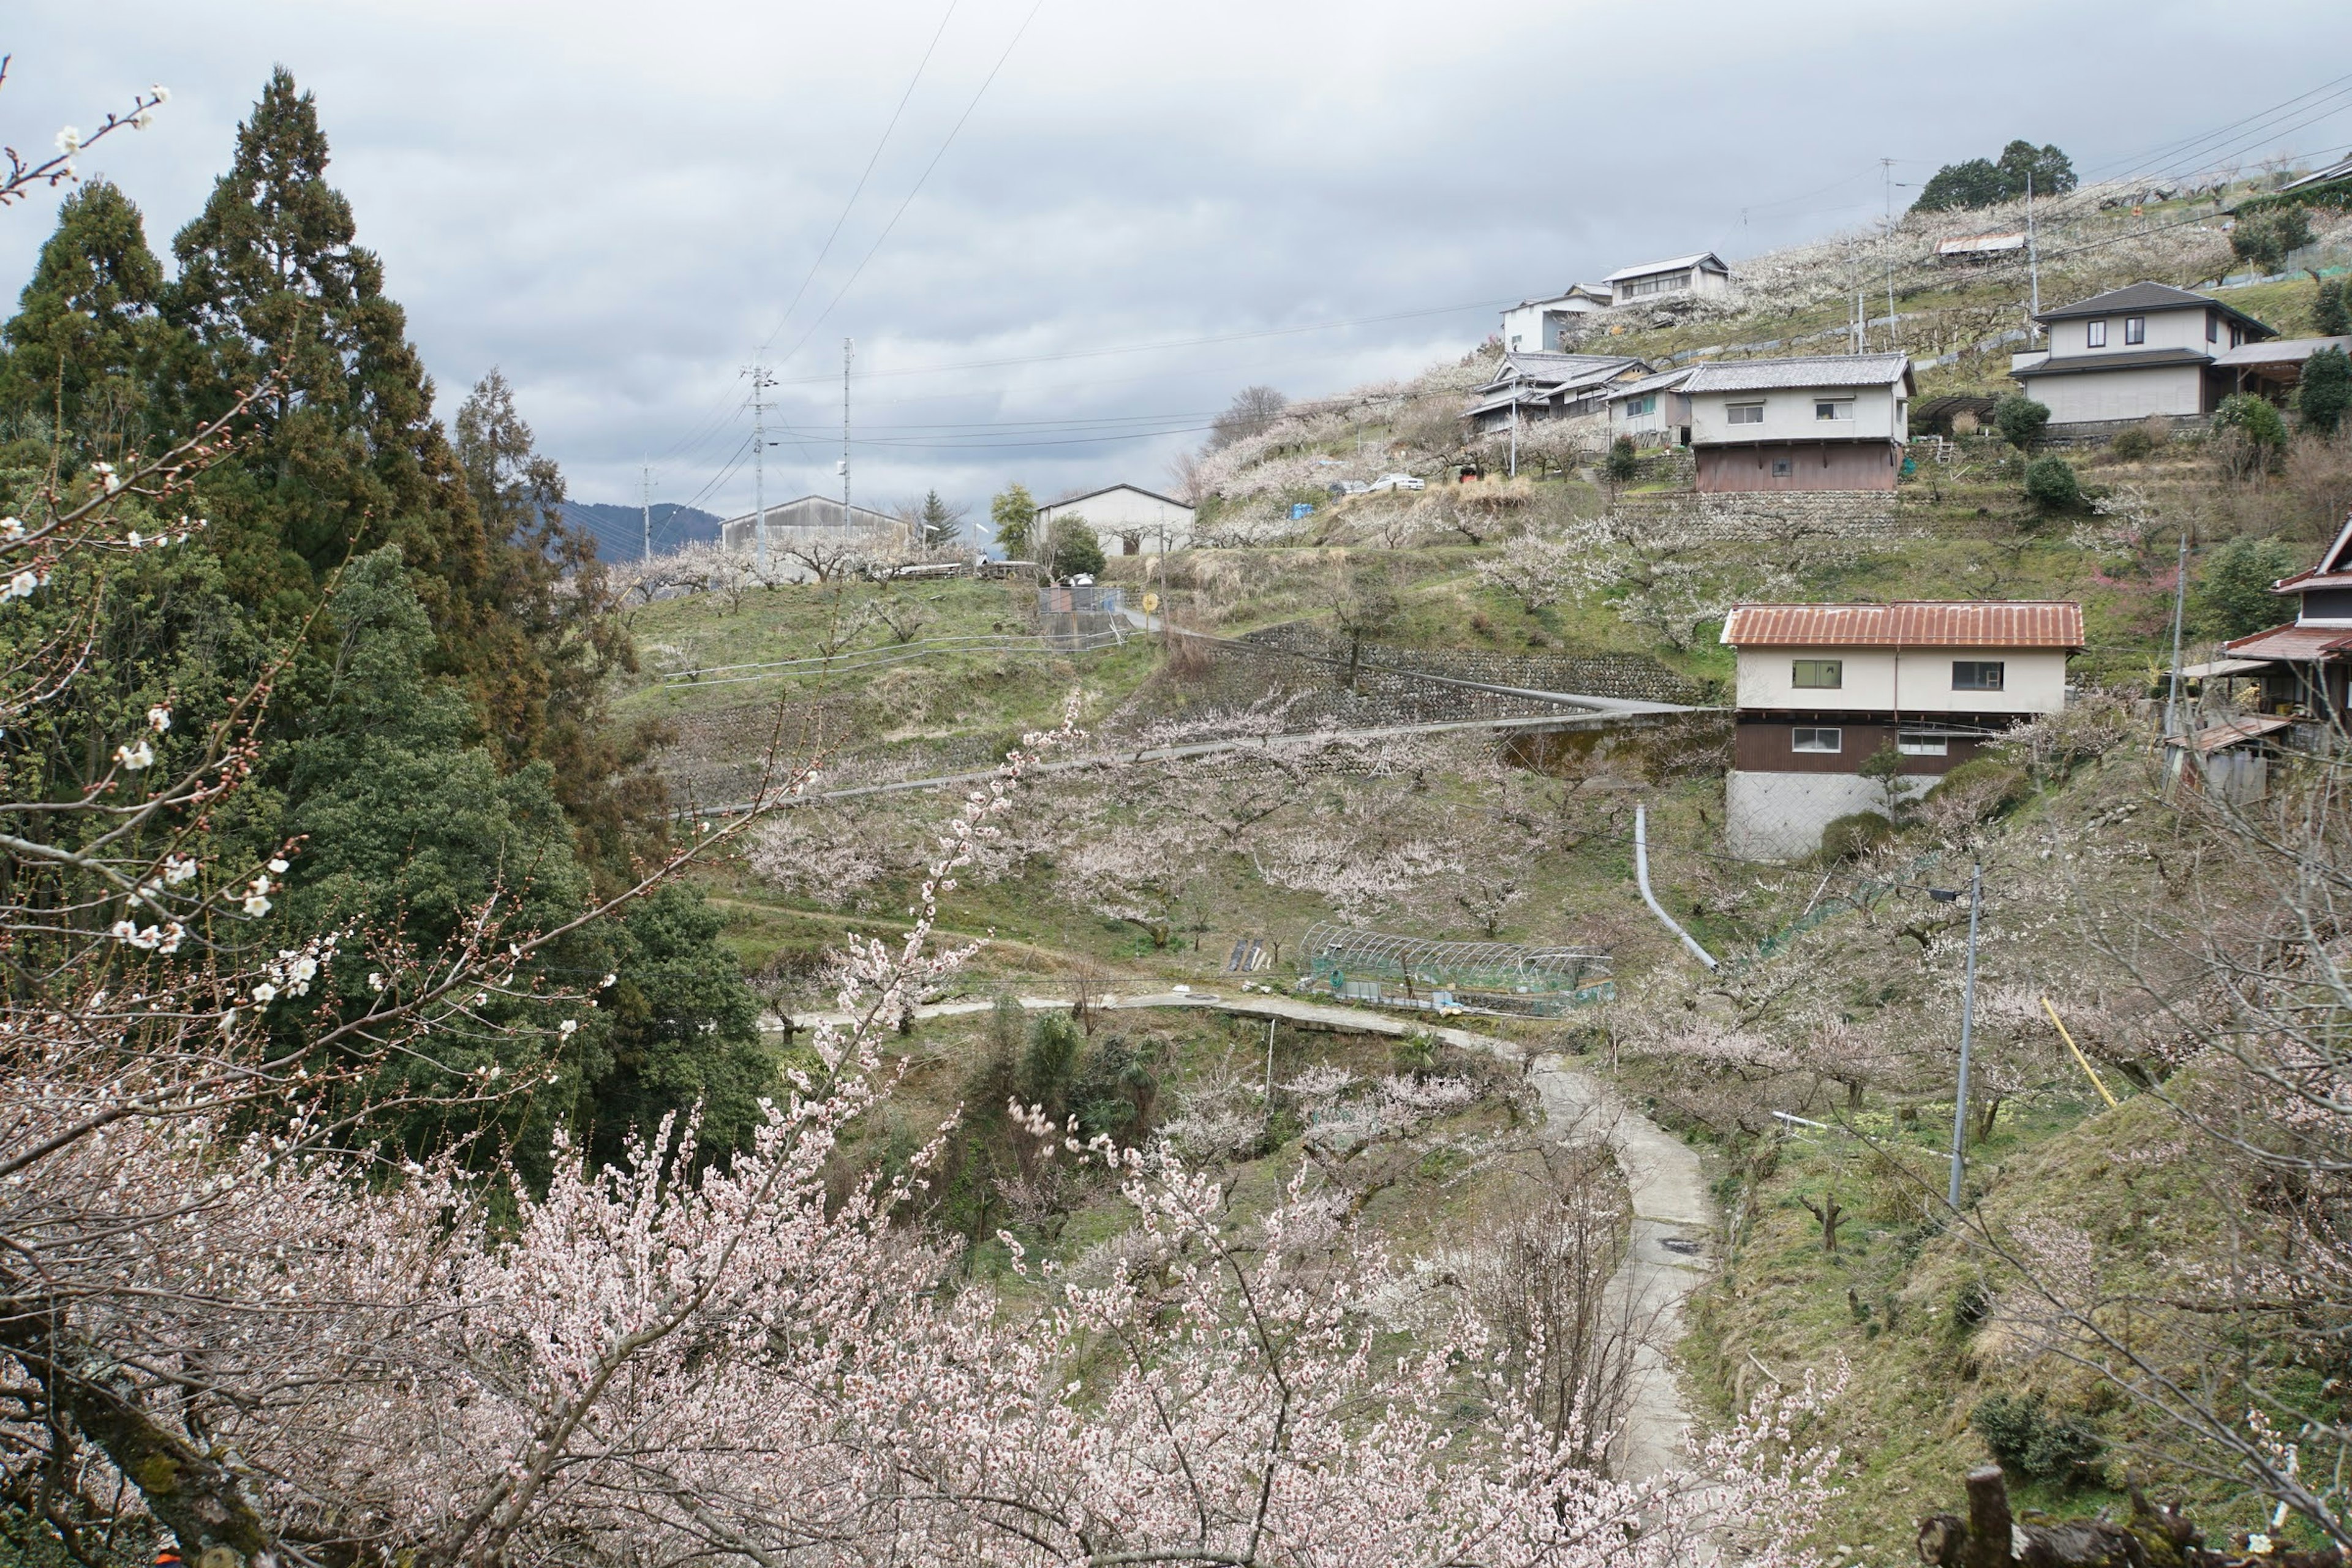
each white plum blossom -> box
[367,972,385,993]
[114,741,154,771]
[3,570,47,604]
[557,1019,579,1036]
[250,982,279,1005]
[267,857,288,875]
[90,461,118,493]
[1,516,23,541]
[146,705,171,733]
[162,854,198,886]
[55,126,81,156]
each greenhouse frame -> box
[1297,923,1613,1017]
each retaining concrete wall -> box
[1726,769,1931,861]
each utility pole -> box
[1882,157,1898,352]
[1507,398,1518,479]
[1943,864,1985,1209]
[640,458,652,562]
[842,337,859,548]
[2026,170,2042,335]
[2165,524,2192,739]
[747,362,776,575]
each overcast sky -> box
[7,1,2352,540]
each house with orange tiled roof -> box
[2221,513,2352,721]
[1719,601,2084,859]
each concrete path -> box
[798,986,1714,1480]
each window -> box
[2124,315,2146,345]
[1898,731,1948,756]
[1791,658,1842,689]
[1792,727,1843,753]
[1952,660,2005,691]
[1727,401,1765,424]
[1625,273,1690,299]
[1771,457,1793,477]
[1815,399,1855,421]
[2086,320,2108,348]
[1624,394,1655,418]
[2207,312,2219,344]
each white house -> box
[1605,367,1695,448]
[1683,353,1912,492]
[1603,252,1731,307]
[1499,284,1613,353]
[1721,600,2082,858]
[1034,484,1194,556]
[2010,281,2275,428]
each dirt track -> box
[796,986,1714,1480]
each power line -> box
[768,0,1049,377]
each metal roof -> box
[2166,715,2295,753]
[2034,281,2274,338]
[1684,353,1911,393]
[1936,233,2026,255]
[1721,601,2085,649]
[1603,251,1728,284]
[1300,923,1608,981]
[2212,335,2352,369]
[1039,482,1193,513]
[2223,624,2352,660]
[2283,153,2352,193]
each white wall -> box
[2044,304,2215,361]
[2024,363,2204,422]
[1732,646,2068,715]
[1500,299,1596,352]
[1036,486,1193,552]
[1727,770,1931,861]
[1689,383,1905,445]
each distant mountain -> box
[559,502,724,560]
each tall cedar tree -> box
[0,180,172,456]
[165,70,497,679]
[454,370,664,884]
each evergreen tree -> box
[916,488,963,551]
[2195,536,2300,639]
[989,481,1036,560]
[0,180,173,451]
[2315,279,2350,338]
[1995,140,2075,198]
[2299,345,2351,439]
[166,69,495,659]
[1043,516,1104,581]
[453,370,655,882]
[1912,140,2074,213]
[574,881,770,1173]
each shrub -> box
[1604,435,1639,483]
[2195,535,2302,639]
[2214,393,2288,459]
[1929,757,2030,820]
[1043,516,1106,580]
[1970,1393,2103,1484]
[1819,811,1893,862]
[2231,207,2313,276]
[2023,451,2082,510]
[2108,417,2171,460]
[2317,277,2351,338]
[2301,345,2351,439]
[1994,394,2050,449]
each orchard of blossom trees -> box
[0,66,1857,1568]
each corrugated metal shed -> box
[1683,353,1911,393]
[1721,601,2086,649]
[1604,252,1728,283]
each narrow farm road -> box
[794,987,1714,1482]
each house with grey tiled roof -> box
[2010,281,2277,429]
[1682,353,1913,492]
[1603,252,1731,306]
[1462,351,1649,435]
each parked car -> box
[1366,473,1425,492]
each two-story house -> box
[1463,351,1648,436]
[1499,284,1613,353]
[2010,281,2276,429]
[1721,601,2083,859]
[1683,353,1913,492]
[1603,252,1732,307]
[2220,510,2352,720]
[1605,367,1695,448]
